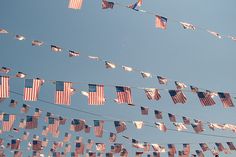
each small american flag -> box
[88,84,105,105]
[21,104,29,113]
[0,76,9,98]
[23,79,42,101]
[218,92,234,107]
[94,120,104,137]
[95,143,106,153]
[120,148,128,157]
[197,91,215,106]
[31,40,43,46]
[75,142,84,154]
[115,86,132,104]
[55,81,72,105]
[25,116,38,129]
[13,151,22,157]
[215,143,224,152]
[64,144,71,153]
[11,139,20,150]
[154,110,162,119]
[155,122,167,132]
[21,131,29,141]
[180,22,195,30]
[70,119,85,132]
[2,114,15,131]
[168,144,176,155]
[114,121,127,133]
[102,0,114,9]
[63,132,71,142]
[105,61,116,69]
[86,139,94,150]
[69,50,80,57]
[190,85,199,92]
[109,132,116,142]
[183,144,190,155]
[155,15,167,29]
[48,117,60,136]
[199,143,209,152]
[32,140,42,151]
[226,142,236,150]
[84,124,91,133]
[111,143,123,153]
[168,90,187,104]
[157,76,168,84]
[196,150,204,157]
[34,108,42,117]
[9,99,18,108]
[0,67,11,73]
[135,152,143,157]
[182,116,190,125]
[144,88,161,101]
[141,106,149,115]
[191,123,204,133]
[51,45,62,52]
[168,113,176,122]
[68,0,83,9]
[175,81,187,89]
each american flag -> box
[175,81,187,89]
[94,120,104,137]
[218,92,234,107]
[191,123,204,133]
[32,140,42,151]
[31,40,43,46]
[196,150,204,157]
[133,121,143,129]
[197,91,215,106]
[59,116,66,125]
[114,121,127,133]
[11,139,20,150]
[182,116,190,125]
[87,139,94,150]
[128,2,139,11]
[51,45,62,52]
[69,50,80,57]
[199,143,209,151]
[21,104,29,113]
[141,106,149,115]
[109,132,116,142]
[227,142,236,150]
[9,99,18,108]
[13,151,22,157]
[105,61,116,69]
[42,126,49,136]
[190,85,199,92]
[207,30,221,39]
[34,108,42,117]
[144,88,161,101]
[21,131,29,141]
[2,114,15,131]
[154,110,162,119]
[155,15,167,29]
[180,22,195,30]
[70,119,85,132]
[88,84,105,105]
[95,143,106,153]
[48,117,60,136]
[215,143,224,151]
[42,138,48,147]
[135,152,143,157]
[115,86,132,104]
[64,144,71,153]
[168,90,187,104]
[55,81,72,105]
[68,0,83,9]
[111,143,123,153]
[75,142,84,154]
[0,67,11,73]
[183,144,190,155]
[168,144,176,155]
[84,124,91,133]
[23,79,42,101]
[26,116,38,129]
[157,76,168,84]
[155,122,167,132]
[0,76,9,98]
[120,148,128,157]
[63,132,71,142]
[168,113,176,122]
[88,152,96,157]
[102,0,114,9]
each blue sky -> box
[1,0,236,156]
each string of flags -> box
[66,0,236,42]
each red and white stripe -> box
[0,76,9,98]
[2,114,15,131]
[23,79,41,101]
[144,88,161,101]
[48,119,60,136]
[26,117,38,129]
[172,90,187,104]
[116,87,132,104]
[88,85,105,105]
[219,93,234,107]
[55,82,72,105]
[68,0,83,9]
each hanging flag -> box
[152,152,161,157]
[68,50,80,57]
[154,110,162,119]
[227,142,236,150]
[122,65,133,72]
[63,132,71,142]
[64,144,71,153]
[96,143,106,153]
[196,150,204,157]
[19,119,26,128]
[9,99,18,108]
[115,86,132,104]
[175,81,187,89]
[168,113,176,122]
[191,123,204,133]
[218,92,234,107]
[32,40,43,46]
[13,151,22,157]
[152,144,166,153]
[196,91,215,106]
[141,106,149,115]
[2,114,15,131]
[168,144,176,155]
[23,78,42,101]
[87,152,96,157]
[11,139,20,150]
[75,142,84,154]
[102,0,114,9]
[0,67,11,73]
[155,122,167,132]
[183,144,190,156]
[0,28,8,33]
[105,61,116,69]
[16,72,26,78]
[208,123,224,131]
[157,76,168,84]
[199,143,209,152]
[128,2,139,11]
[207,30,221,39]
[84,124,91,133]
[21,104,30,113]
[114,121,127,133]
[120,148,128,157]
[210,148,219,156]
[190,86,199,93]
[228,35,236,41]
[111,143,123,153]
[94,120,104,137]
[141,71,151,78]
[55,81,72,105]
[15,35,25,41]
[51,45,62,52]
[34,108,42,117]
[0,76,9,98]
[135,152,143,157]
[180,22,195,30]
[168,90,187,104]
[88,55,100,60]
[48,117,60,136]
[173,122,187,131]
[25,116,38,129]
[155,15,167,29]
[68,0,83,9]
[70,119,85,132]
[41,126,49,136]
[32,140,42,151]
[144,88,161,101]
[133,121,144,129]
[215,143,225,152]
[182,116,190,125]
[88,84,105,105]
[21,131,29,141]
[109,132,117,142]
[87,139,94,150]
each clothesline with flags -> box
[67,0,236,42]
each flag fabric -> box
[68,50,80,57]
[154,110,163,119]
[157,76,168,84]
[87,152,96,157]
[94,120,104,137]
[13,151,22,157]
[48,117,60,136]
[68,0,83,9]
[21,104,29,113]
[191,123,204,133]
[144,88,161,101]
[128,2,139,11]
[84,124,91,133]
[122,65,133,72]
[182,116,191,125]
[196,150,205,157]
[21,131,29,140]
[168,113,176,122]
[9,99,18,108]
[88,84,105,105]
[183,144,190,156]
[168,144,176,155]
[70,119,85,132]
[111,143,123,153]
[197,92,215,106]
[63,132,71,142]
[55,81,72,105]
[64,144,71,153]
[32,40,43,46]
[102,0,114,9]
[155,122,167,132]
[75,142,84,154]
[133,121,144,129]
[34,108,42,117]
[218,92,234,107]
[215,143,224,151]
[51,45,62,52]
[11,139,20,150]
[96,143,106,153]
[180,22,195,30]
[19,119,26,128]
[41,126,49,136]
[190,86,199,92]
[16,72,26,78]
[15,35,25,40]
[26,116,38,129]
[135,152,143,157]
[115,86,132,104]
[141,106,149,115]
[155,15,167,29]
[199,143,209,151]
[0,28,8,33]
[105,61,116,69]
[0,76,9,98]
[109,132,117,142]
[23,78,42,101]
[173,122,187,131]
[120,148,129,157]
[2,114,15,131]
[178,151,185,157]
[141,71,151,78]
[168,90,187,104]
[0,67,11,73]
[114,121,127,133]
[227,142,236,150]
[175,81,187,89]
[87,139,94,150]
[153,152,161,157]
[32,140,42,151]
[207,30,221,39]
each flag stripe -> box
[0,76,9,98]
[24,79,41,101]
[68,0,83,9]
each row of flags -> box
[66,0,236,42]
[0,76,234,108]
